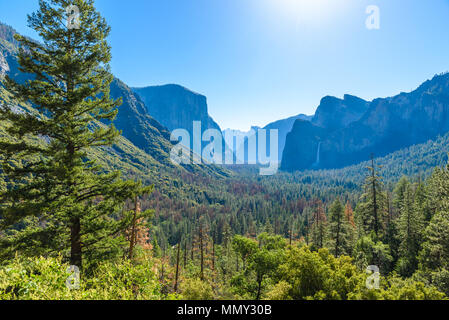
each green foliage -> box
[275,246,361,300]
[419,211,449,272]
[180,278,214,300]
[353,236,392,272]
[0,255,162,300]
[327,199,352,256]
[232,235,258,268]
[381,276,446,300]
[310,202,327,251]
[396,181,424,276]
[273,246,444,300]
[356,157,388,239]
[231,233,286,300]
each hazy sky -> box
[2,0,449,130]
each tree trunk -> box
[256,275,262,300]
[70,217,82,268]
[174,242,181,292]
[183,239,187,268]
[200,224,204,281]
[371,155,379,238]
[212,238,215,271]
[129,196,139,260]
[289,224,293,246]
[335,215,341,257]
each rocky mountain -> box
[109,79,175,166]
[281,119,329,171]
[311,95,369,131]
[0,31,22,81]
[282,73,449,171]
[0,22,227,177]
[133,84,223,140]
[132,84,232,163]
[281,95,368,171]
[0,23,172,166]
[0,51,8,77]
[0,23,19,45]
[264,114,312,162]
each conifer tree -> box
[174,241,181,292]
[397,183,423,276]
[357,155,387,240]
[343,200,356,255]
[418,161,449,275]
[384,191,400,268]
[414,178,432,225]
[310,201,327,250]
[419,210,449,271]
[344,201,355,228]
[393,176,410,212]
[327,199,350,257]
[426,165,449,220]
[0,0,151,270]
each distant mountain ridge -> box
[0,23,20,46]
[109,79,174,166]
[223,127,260,154]
[4,20,449,176]
[0,22,174,168]
[0,21,227,177]
[226,114,312,163]
[282,73,449,171]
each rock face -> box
[0,21,177,169]
[282,120,329,171]
[133,84,223,139]
[282,73,449,171]
[0,51,9,77]
[0,23,14,78]
[109,79,175,165]
[0,23,19,45]
[281,94,369,170]
[264,114,312,162]
[133,84,230,163]
[0,23,31,84]
[312,95,369,131]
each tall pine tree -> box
[327,199,351,257]
[397,183,423,276]
[356,155,387,240]
[310,200,327,251]
[0,0,151,270]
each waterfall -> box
[313,142,321,167]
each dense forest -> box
[1,0,449,300]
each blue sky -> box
[1,0,449,130]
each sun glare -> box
[266,0,347,28]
